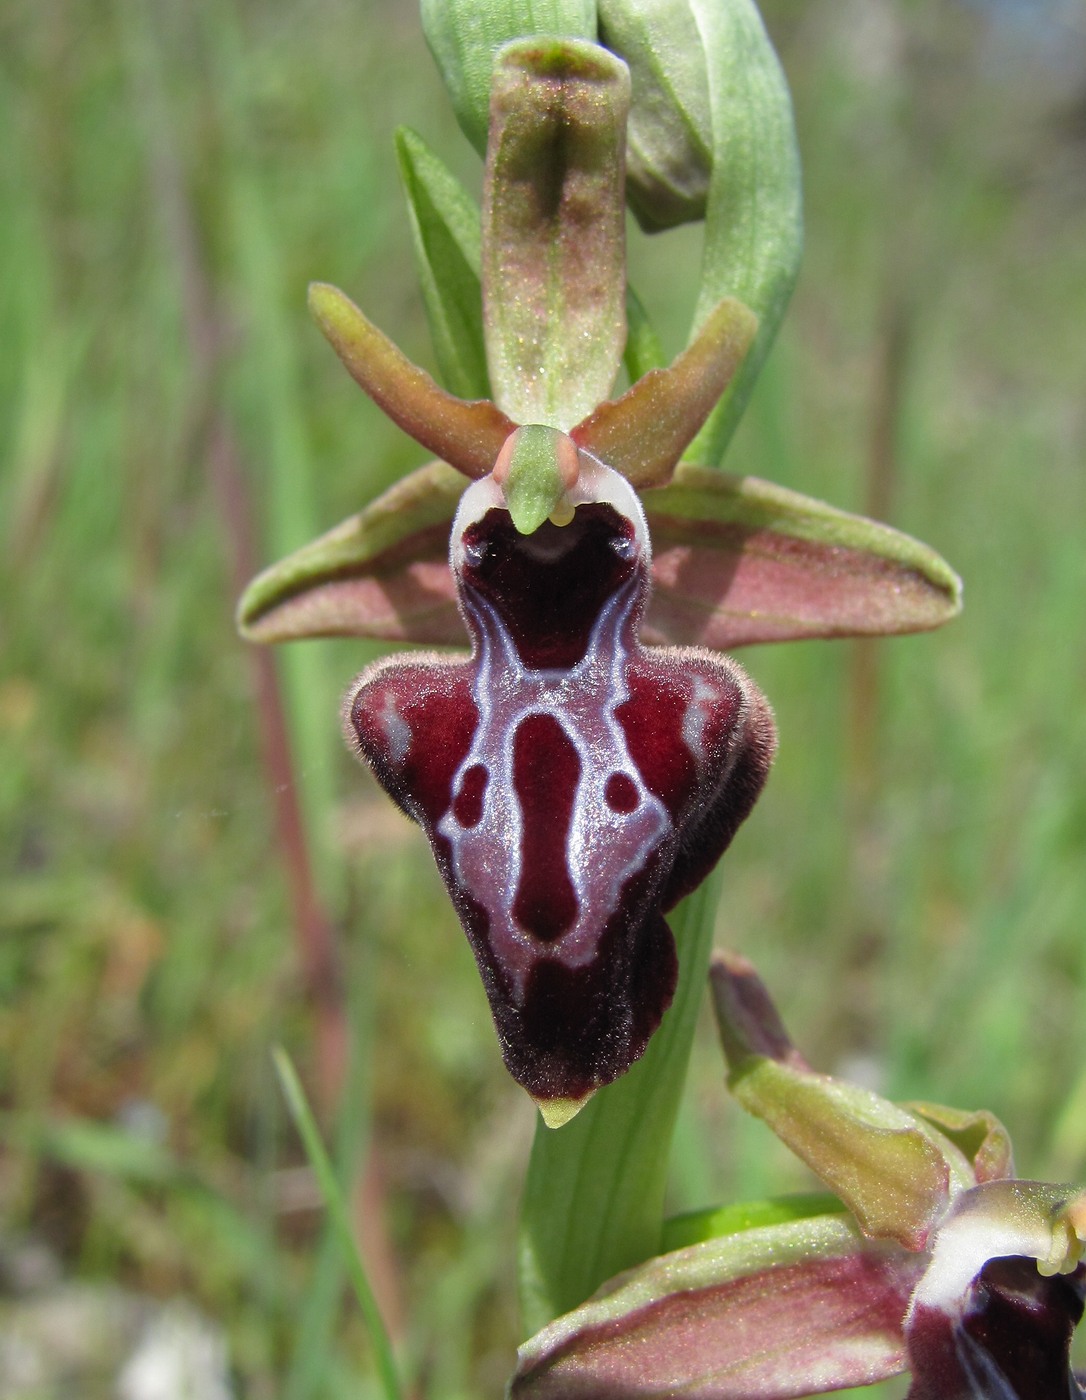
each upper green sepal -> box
[710,952,995,1251]
[483,38,630,427]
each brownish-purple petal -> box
[572,297,757,488]
[308,282,515,479]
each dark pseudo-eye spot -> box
[452,763,488,828]
[604,772,639,813]
[462,535,488,569]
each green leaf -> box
[622,284,666,382]
[0,1109,179,1185]
[640,462,963,647]
[483,39,629,427]
[571,296,758,487]
[513,1213,921,1400]
[308,281,515,479]
[236,461,465,645]
[395,127,490,401]
[421,0,597,154]
[518,871,722,1335]
[0,1109,285,1284]
[273,1048,404,1400]
[686,0,803,465]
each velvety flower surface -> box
[346,441,775,1120]
[237,36,960,1123]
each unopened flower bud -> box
[598,0,712,230]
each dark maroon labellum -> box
[345,452,775,1116]
[907,1258,1086,1400]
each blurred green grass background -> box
[1,0,1085,1394]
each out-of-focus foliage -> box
[1,0,1085,1393]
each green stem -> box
[517,866,724,1336]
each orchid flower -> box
[511,953,1086,1399]
[238,37,960,1123]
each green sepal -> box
[710,953,963,1251]
[235,459,961,649]
[641,462,963,647]
[421,0,597,154]
[483,38,629,427]
[513,1212,922,1399]
[726,1059,953,1251]
[236,461,466,646]
[686,0,803,466]
[395,127,489,401]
